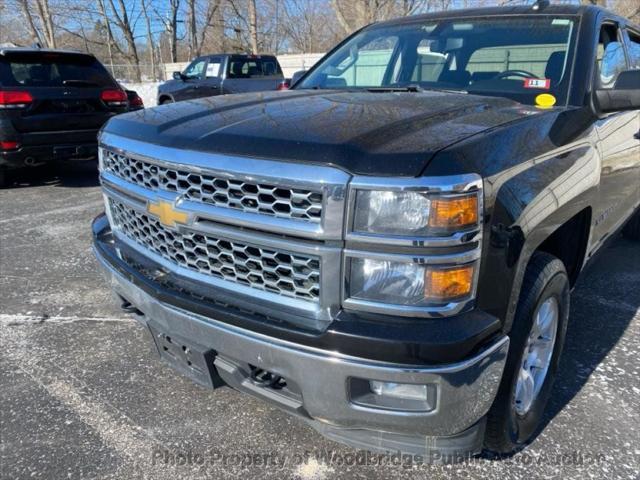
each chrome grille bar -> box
[102,149,324,223]
[109,199,321,302]
[98,132,350,241]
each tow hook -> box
[249,366,287,390]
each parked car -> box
[0,48,132,187]
[125,89,144,111]
[157,54,286,104]
[93,4,640,462]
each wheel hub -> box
[514,297,559,416]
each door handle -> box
[634,131,640,140]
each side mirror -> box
[595,70,640,114]
[291,70,307,86]
[173,71,183,81]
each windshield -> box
[298,15,578,107]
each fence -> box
[105,64,167,83]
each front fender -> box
[484,142,600,332]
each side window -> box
[183,59,206,79]
[625,29,640,68]
[262,60,279,76]
[597,24,628,88]
[206,58,222,78]
[228,60,261,78]
[324,36,399,87]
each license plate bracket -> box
[147,323,224,390]
[53,146,78,157]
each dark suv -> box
[0,48,130,187]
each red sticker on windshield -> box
[524,78,551,89]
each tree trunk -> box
[142,0,156,81]
[108,0,141,81]
[248,0,259,54]
[196,0,223,57]
[187,0,197,58]
[169,0,180,62]
[330,0,352,34]
[18,0,44,46]
[40,0,57,48]
[34,0,56,48]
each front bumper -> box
[94,216,509,458]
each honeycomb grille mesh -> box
[109,200,321,302]
[102,150,323,223]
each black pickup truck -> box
[93,4,640,461]
[157,54,286,104]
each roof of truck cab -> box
[197,54,278,58]
[376,4,630,27]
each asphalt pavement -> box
[1,163,639,480]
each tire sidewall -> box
[492,259,570,450]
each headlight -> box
[353,190,431,235]
[348,257,475,306]
[352,190,479,236]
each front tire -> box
[622,209,640,241]
[484,252,570,454]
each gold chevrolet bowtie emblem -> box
[147,200,189,228]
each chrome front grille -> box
[109,200,321,302]
[102,149,323,223]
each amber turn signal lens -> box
[425,265,475,301]
[429,194,478,229]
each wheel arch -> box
[485,143,600,334]
[157,94,174,105]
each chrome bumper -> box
[97,243,508,452]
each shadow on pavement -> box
[3,161,100,189]
[538,237,639,438]
[480,236,639,461]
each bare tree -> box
[186,0,224,58]
[280,0,341,53]
[227,0,260,53]
[141,0,156,80]
[35,0,57,47]
[17,0,45,46]
[106,0,141,80]
[248,0,259,53]
[330,0,398,34]
[97,0,122,71]
[17,0,57,47]
[155,0,181,63]
[186,0,198,58]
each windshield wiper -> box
[422,86,468,94]
[62,79,100,87]
[368,85,468,95]
[367,85,423,93]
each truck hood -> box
[102,89,548,176]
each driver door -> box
[176,58,207,101]
[201,57,223,97]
